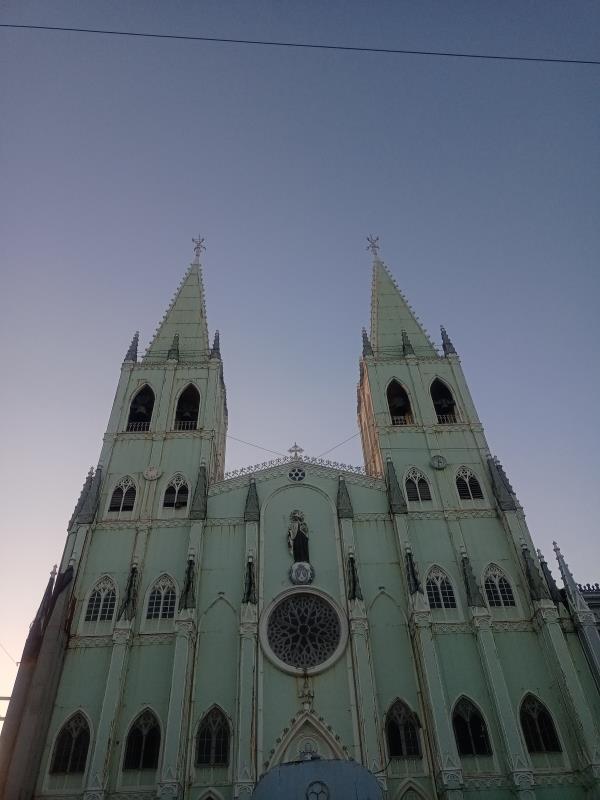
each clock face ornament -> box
[430,455,447,471]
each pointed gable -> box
[370,260,437,357]
[143,264,210,362]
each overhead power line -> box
[1,24,598,66]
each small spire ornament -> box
[366,234,380,258]
[288,442,304,460]
[192,234,206,264]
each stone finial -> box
[401,329,414,356]
[167,333,180,361]
[385,459,407,514]
[441,326,457,356]
[487,456,518,511]
[124,331,139,362]
[76,467,102,525]
[244,478,260,522]
[210,329,221,359]
[366,234,380,258]
[553,541,591,613]
[192,234,206,264]
[461,554,485,607]
[190,465,208,520]
[336,477,354,519]
[522,545,550,601]
[361,327,374,357]
[537,548,562,605]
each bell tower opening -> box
[387,380,413,425]
[430,379,457,424]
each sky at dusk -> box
[0,1,598,706]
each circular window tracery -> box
[289,467,306,482]
[266,593,341,671]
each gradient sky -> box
[1,1,599,706]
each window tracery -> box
[456,467,484,500]
[484,565,516,607]
[520,695,561,753]
[146,575,176,620]
[123,709,161,770]
[85,576,116,623]
[196,707,230,766]
[50,713,90,774]
[385,700,421,758]
[266,593,341,670]
[163,473,189,509]
[405,468,432,503]
[426,568,457,609]
[108,477,136,513]
[452,698,492,756]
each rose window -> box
[289,467,306,482]
[266,593,341,670]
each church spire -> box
[143,238,210,362]
[553,541,591,613]
[368,237,437,357]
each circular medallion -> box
[143,466,161,481]
[430,455,447,471]
[265,591,342,672]
[289,561,315,585]
[289,467,306,482]
[306,781,329,800]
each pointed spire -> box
[440,326,457,356]
[487,456,518,511]
[244,478,260,522]
[369,248,437,358]
[210,329,221,359]
[401,330,415,356]
[76,467,102,525]
[336,477,354,519]
[461,553,485,607]
[144,249,210,362]
[537,548,562,605]
[68,467,94,529]
[522,545,550,601]
[124,331,139,362]
[553,541,591,613]
[361,327,374,357]
[385,459,407,514]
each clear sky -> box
[0,1,598,704]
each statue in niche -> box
[288,509,310,563]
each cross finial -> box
[366,234,380,258]
[192,235,206,263]
[288,442,304,460]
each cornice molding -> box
[209,463,385,495]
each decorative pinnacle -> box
[192,234,206,264]
[288,442,304,460]
[124,331,139,362]
[361,327,374,357]
[440,326,457,356]
[50,564,58,580]
[366,234,380,258]
[210,329,221,359]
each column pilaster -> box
[234,603,258,799]
[471,609,535,799]
[83,622,133,800]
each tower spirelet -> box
[440,326,457,356]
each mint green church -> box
[2,242,600,800]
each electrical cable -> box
[317,433,360,458]
[226,434,286,458]
[0,641,17,666]
[1,24,598,66]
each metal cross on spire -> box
[366,234,380,258]
[288,442,304,460]
[192,235,206,263]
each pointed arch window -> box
[387,380,414,426]
[453,698,492,756]
[50,713,90,774]
[430,379,458,424]
[426,568,457,609]
[520,695,561,753]
[484,565,516,607]
[385,700,421,758]
[85,577,116,622]
[405,468,432,503]
[196,707,230,766]
[174,384,200,430]
[123,709,161,770]
[146,575,176,620]
[108,477,136,513]
[163,474,189,509]
[126,385,155,432]
[456,467,484,501]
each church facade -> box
[1,243,600,800]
